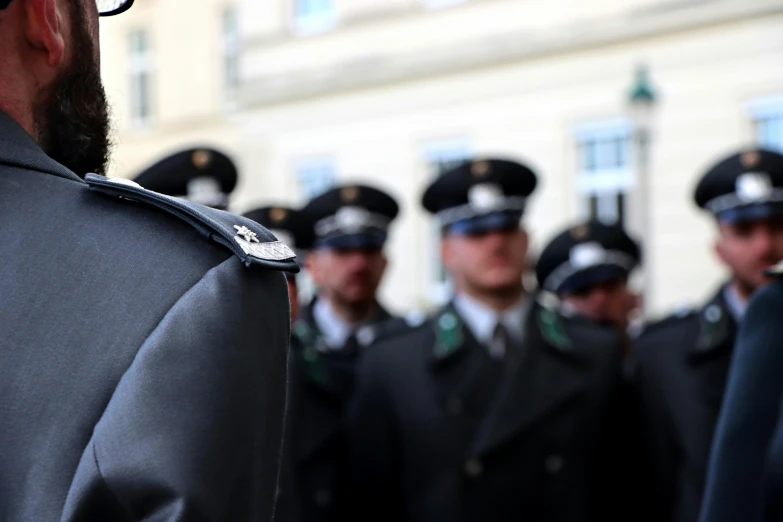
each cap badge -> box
[471,161,491,178]
[192,149,212,170]
[269,207,288,223]
[340,186,360,202]
[187,176,222,206]
[569,242,606,269]
[468,183,504,211]
[570,225,590,240]
[234,225,260,243]
[741,150,761,169]
[736,172,772,202]
[335,206,370,231]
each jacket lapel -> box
[428,305,505,420]
[688,285,738,409]
[291,302,348,462]
[469,303,589,457]
[292,298,395,461]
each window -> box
[573,118,633,225]
[422,139,472,304]
[221,7,240,96]
[748,95,783,152]
[129,29,153,127]
[293,0,336,35]
[295,158,336,200]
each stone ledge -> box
[239,0,783,109]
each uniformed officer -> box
[244,205,313,322]
[0,1,294,520]
[699,261,783,522]
[346,158,627,522]
[635,148,783,522]
[286,183,401,522]
[134,147,239,210]
[536,220,642,332]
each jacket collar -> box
[0,110,83,183]
[293,296,394,391]
[690,283,738,360]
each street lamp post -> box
[627,64,657,314]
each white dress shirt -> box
[723,283,749,323]
[313,298,357,351]
[453,293,528,359]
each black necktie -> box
[491,321,511,361]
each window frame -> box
[748,94,783,153]
[128,28,154,128]
[291,0,337,36]
[221,6,241,102]
[294,157,337,201]
[573,118,633,226]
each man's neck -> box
[0,101,35,140]
[457,285,526,313]
[725,281,750,322]
[323,296,378,326]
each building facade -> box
[99,0,783,316]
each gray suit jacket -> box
[0,111,294,521]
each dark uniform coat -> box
[281,299,394,522]
[635,285,738,522]
[0,111,294,521]
[345,299,627,522]
[699,276,783,522]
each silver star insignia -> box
[234,225,260,243]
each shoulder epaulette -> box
[85,174,298,273]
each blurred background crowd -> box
[98,0,783,318]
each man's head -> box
[301,184,399,314]
[0,0,133,175]
[244,205,314,322]
[695,149,783,298]
[423,158,538,302]
[536,221,642,329]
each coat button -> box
[314,489,332,507]
[545,454,564,474]
[464,458,483,478]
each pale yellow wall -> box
[237,8,783,315]
[99,0,239,179]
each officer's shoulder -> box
[367,312,433,352]
[637,304,698,338]
[532,301,618,355]
[366,312,428,346]
[84,174,298,273]
[634,305,699,363]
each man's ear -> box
[304,251,320,284]
[440,236,453,273]
[713,237,729,266]
[24,0,65,67]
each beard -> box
[34,0,112,176]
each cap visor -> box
[558,265,629,295]
[315,233,387,250]
[447,210,522,236]
[717,203,783,225]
